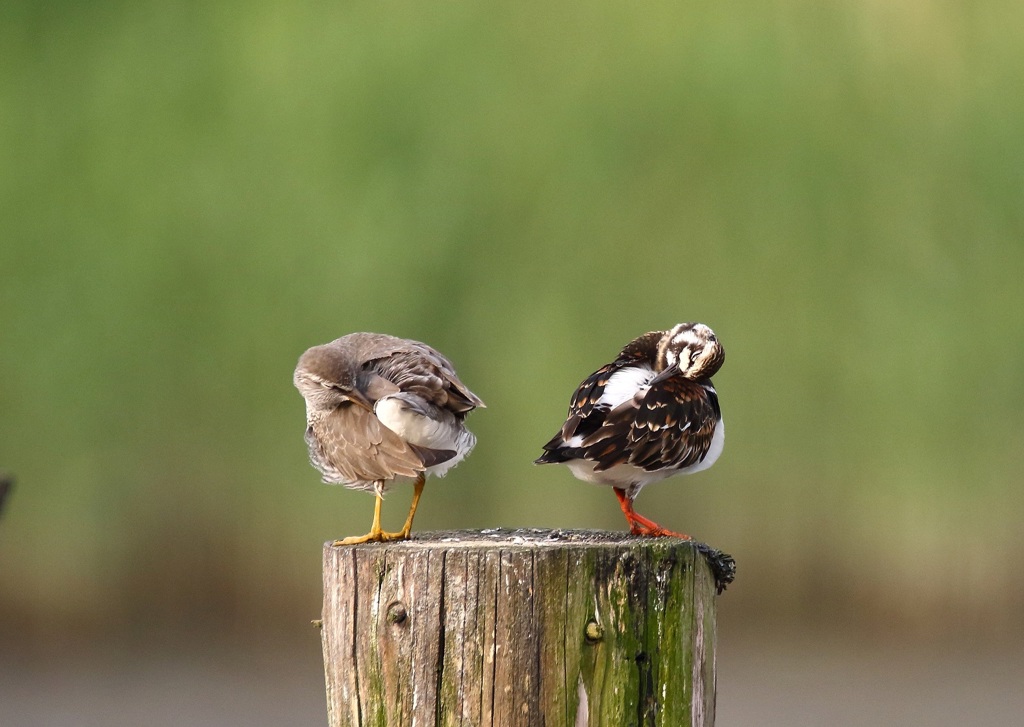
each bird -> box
[294,333,484,545]
[535,323,725,540]
[0,472,12,522]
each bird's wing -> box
[536,363,619,458]
[566,362,620,421]
[368,347,484,414]
[316,405,427,482]
[580,376,720,473]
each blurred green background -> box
[3,0,1023,724]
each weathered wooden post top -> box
[320,528,734,727]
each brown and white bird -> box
[294,333,484,545]
[536,323,725,539]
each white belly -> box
[566,418,724,490]
[566,459,677,488]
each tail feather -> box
[410,444,457,468]
[535,447,578,465]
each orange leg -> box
[614,487,691,540]
[333,475,425,546]
[335,492,387,545]
[383,473,425,541]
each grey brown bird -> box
[536,323,725,539]
[294,333,484,544]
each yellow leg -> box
[382,474,425,541]
[334,492,386,546]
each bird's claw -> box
[378,528,411,542]
[332,529,412,546]
[629,523,693,540]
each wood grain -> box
[321,529,720,727]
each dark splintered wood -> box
[321,529,721,727]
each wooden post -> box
[320,529,721,727]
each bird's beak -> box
[651,364,681,385]
[344,388,375,412]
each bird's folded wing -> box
[582,377,719,473]
[369,349,484,412]
[558,362,620,439]
[567,363,618,419]
[319,406,426,481]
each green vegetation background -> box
[2,0,1022,645]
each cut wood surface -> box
[321,529,720,727]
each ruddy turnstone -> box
[536,323,725,540]
[294,333,484,545]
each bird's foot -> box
[333,491,416,546]
[333,531,381,546]
[628,521,693,540]
[378,527,412,542]
[332,528,412,546]
[615,488,691,540]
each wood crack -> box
[434,550,447,726]
[350,550,363,726]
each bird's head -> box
[658,322,725,379]
[293,345,373,412]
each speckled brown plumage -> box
[295,333,483,544]
[536,323,725,540]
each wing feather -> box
[313,405,426,482]
[546,375,720,473]
[367,348,484,414]
[557,363,619,440]
[622,377,719,472]
[536,363,620,460]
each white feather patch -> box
[597,365,656,409]
[374,397,448,448]
[374,395,475,477]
